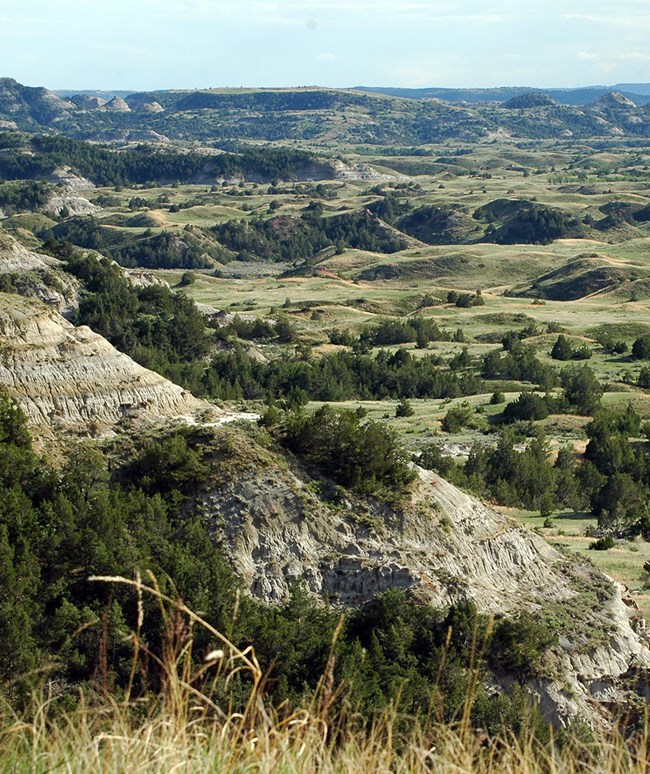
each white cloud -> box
[316,52,336,60]
[161,0,460,24]
[618,52,650,62]
[561,12,650,30]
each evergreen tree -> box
[551,334,573,361]
[561,366,603,415]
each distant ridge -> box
[54,84,650,106]
[1,77,649,144]
[56,89,135,100]
[354,85,650,106]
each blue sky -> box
[2,0,650,91]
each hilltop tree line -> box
[46,224,225,269]
[0,133,322,187]
[211,201,408,261]
[44,201,406,269]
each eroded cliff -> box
[0,294,219,434]
[197,425,649,726]
[0,232,81,315]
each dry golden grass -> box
[3,694,650,773]
[1,573,649,773]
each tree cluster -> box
[62,252,211,389]
[0,179,51,214]
[212,204,407,263]
[47,223,224,270]
[550,334,592,361]
[0,134,322,187]
[482,343,557,388]
[280,405,416,495]
[202,346,483,402]
[422,401,650,535]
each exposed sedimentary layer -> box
[200,443,649,725]
[0,294,217,433]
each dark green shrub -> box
[561,366,603,415]
[502,392,550,423]
[636,366,650,388]
[551,334,573,361]
[282,405,416,495]
[588,536,616,551]
[395,398,415,417]
[632,334,650,359]
[441,401,474,432]
[488,612,557,675]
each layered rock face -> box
[0,232,58,274]
[0,232,81,315]
[201,445,649,725]
[0,295,217,434]
[103,96,131,112]
[43,191,99,217]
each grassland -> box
[95,138,648,618]
[6,133,650,644]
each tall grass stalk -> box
[0,573,648,772]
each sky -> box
[1,0,650,92]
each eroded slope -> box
[0,294,218,434]
[196,425,648,725]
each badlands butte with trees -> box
[3,77,650,769]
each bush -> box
[589,536,616,551]
[551,335,573,361]
[561,366,603,416]
[281,405,416,495]
[572,345,592,361]
[502,392,550,423]
[632,335,650,359]
[488,612,557,675]
[178,271,196,287]
[639,366,650,388]
[395,398,415,417]
[601,339,628,355]
[441,402,475,433]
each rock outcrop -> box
[0,231,57,274]
[141,101,164,114]
[200,437,649,726]
[43,190,99,217]
[71,94,107,110]
[46,166,96,191]
[593,91,638,109]
[103,96,131,113]
[126,270,172,290]
[0,295,219,434]
[330,158,409,182]
[0,232,80,315]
